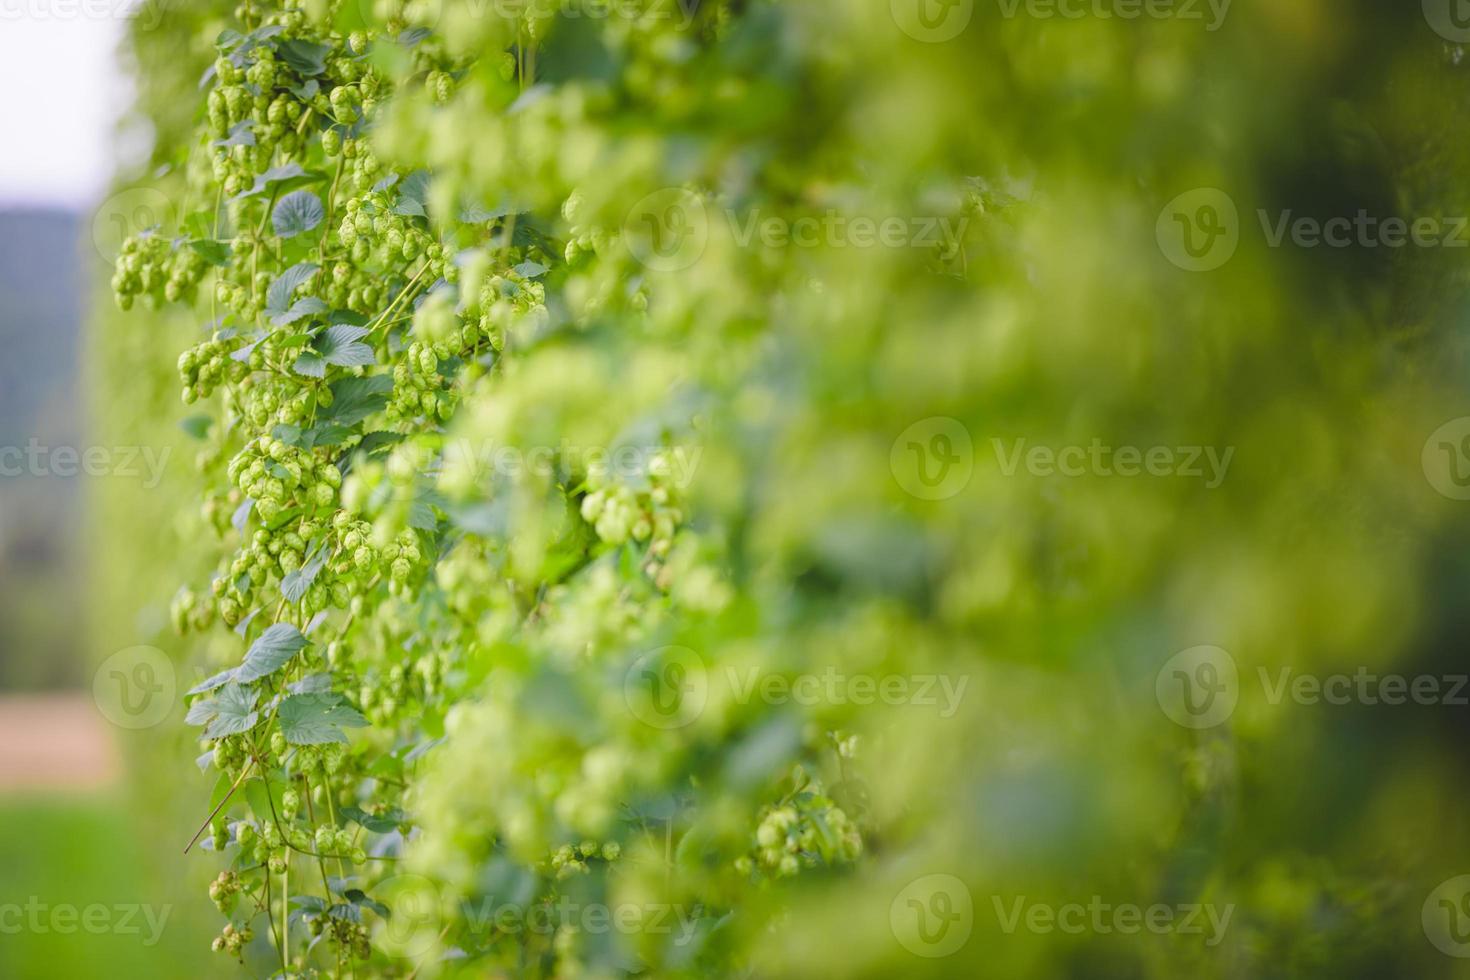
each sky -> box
[0,14,135,210]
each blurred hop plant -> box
[101,0,1470,976]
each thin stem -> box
[185,757,257,853]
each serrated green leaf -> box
[393,170,431,217]
[236,622,308,683]
[300,424,353,448]
[293,352,326,377]
[274,295,329,327]
[354,431,405,457]
[236,162,325,202]
[344,889,391,918]
[230,334,265,363]
[274,190,326,239]
[288,672,334,694]
[243,776,285,822]
[266,262,320,315]
[189,239,233,265]
[212,120,255,149]
[340,805,408,834]
[187,667,236,696]
[276,38,331,76]
[327,903,364,923]
[272,424,303,446]
[318,374,392,427]
[202,683,260,739]
[316,324,376,367]
[281,544,330,603]
[279,693,369,745]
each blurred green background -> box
[7,0,1470,977]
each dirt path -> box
[0,693,119,792]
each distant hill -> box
[0,208,87,689]
[0,209,83,445]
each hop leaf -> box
[236,623,308,683]
[274,191,326,239]
[279,693,369,745]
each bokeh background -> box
[6,0,1470,977]
[0,11,215,977]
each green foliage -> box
[99,0,1470,977]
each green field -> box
[0,796,213,980]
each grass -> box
[0,794,216,979]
